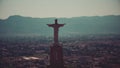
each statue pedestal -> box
[49,45,64,68]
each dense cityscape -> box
[0,0,120,68]
[0,34,120,68]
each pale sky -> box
[0,0,120,19]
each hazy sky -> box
[0,0,120,19]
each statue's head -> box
[55,19,58,24]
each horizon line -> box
[0,14,120,20]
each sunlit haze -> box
[0,0,120,19]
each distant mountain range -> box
[0,15,120,37]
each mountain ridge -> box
[0,15,120,37]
